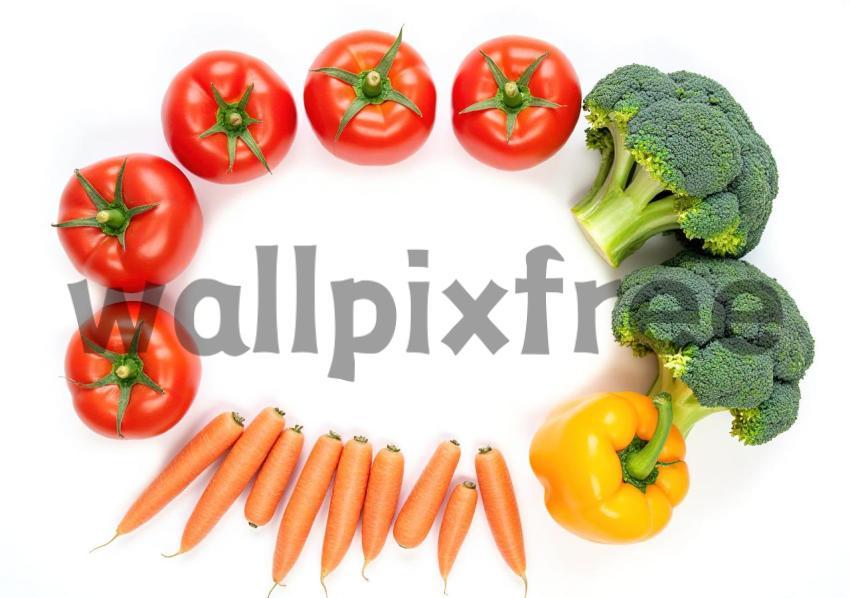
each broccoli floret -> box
[613,251,814,444]
[573,65,777,267]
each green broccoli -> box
[573,65,778,267]
[612,251,814,445]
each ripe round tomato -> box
[304,28,436,165]
[162,51,297,183]
[65,301,201,439]
[55,154,202,292]
[452,36,581,170]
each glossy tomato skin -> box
[65,302,201,439]
[162,51,297,183]
[304,31,436,165]
[452,36,582,170]
[56,154,202,292]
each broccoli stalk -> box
[648,353,725,436]
[573,65,778,267]
[573,125,679,267]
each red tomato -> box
[65,301,201,439]
[452,36,581,170]
[304,29,436,165]
[162,51,297,183]
[55,154,202,292]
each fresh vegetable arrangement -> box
[572,65,778,267]
[51,23,816,594]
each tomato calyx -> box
[458,51,564,142]
[312,27,423,141]
[200,83,270,174]
[53,159,159,250]
[71,321,164,438]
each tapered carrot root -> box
[245,425,305,528]
[169,407,285,555]
[272,431,343,586]
[92,411,245,551]
[361,445,404,579]
[438,481,477,594]
[393,440,461,549]
[321,436,372,590]
[475,446,527,595]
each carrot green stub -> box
[458,51,563,141]
[312,27,423,141]
[52,159,159,250]
[69,321,163,438]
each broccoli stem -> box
[572,125,680,267]
[649,355,726,436]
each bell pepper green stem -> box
[625,392,673,480]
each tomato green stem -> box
[457,51,563,142]
[95,209,126,228]
[313,27,423,141]
[53,159,159,251]
[503,81,523,108]
[200,83,270,174]
[227,112,244,128]
[362,71,383,98]
[114,363,136,379]
[71,321,164,438]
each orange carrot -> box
[360,445,404,579]
[475,446,526,595]
[393,440,461,549]
[167,407,284,555]
[271,431,343,590]
[245,425,305,528]
[320,436,372,590]
[91,412,244,551]
[438,481,478,593]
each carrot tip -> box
[361,561,370,582]
[443,576,448,595]
[248,522,258,528]
[161,550,182,558]
[89,531,120,553]
[266,582,283,598]
[320,575,328,598]
[521,574,528,598]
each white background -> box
[1,1,848,596]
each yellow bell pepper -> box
[529,391,688,543]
